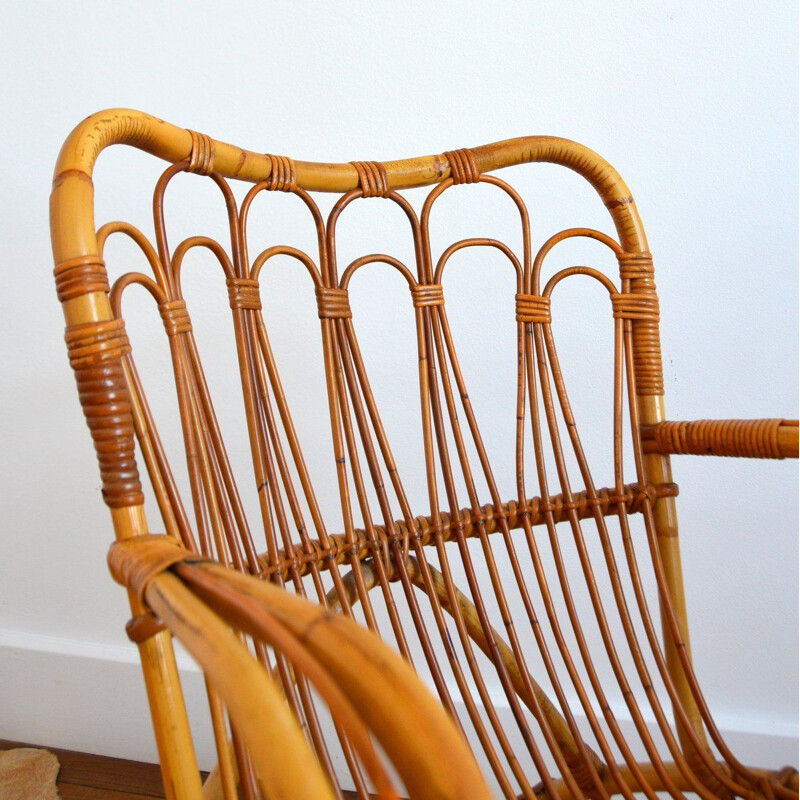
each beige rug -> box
[0,748,60,800]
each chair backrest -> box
[53,110,771,800]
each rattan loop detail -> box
[350,161,389,197]
[444,148,480,184]
[315,286,352,319]
[54,256,110,301]
[52,112,800,800]
[411,284,445,308]
[266,154,297,192]
[226,278,262,310]
[515,293,552,324]
[187,130,215,175]
[158,299,193,336]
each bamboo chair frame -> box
[51,109,798,800]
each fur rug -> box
[0,748,60,799]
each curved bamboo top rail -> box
[50,108,648,269]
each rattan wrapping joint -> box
[227,278,262,310]
[261,482,680,579]
[444,148,480,184]
[108,534,209,604]
[158,299,192,336]
[643,418,792,459]
[616,251,663,396]
[315,286,352,319]
[617,251,655,281]
[54,256,110,301]
[350,161,389,197]
[266,154,297,192]
[187,130,215,175]
[515,293,552,324]
[610,292,660,322]
[65,318,142,507]
[411,284,445,308]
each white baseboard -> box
[2,628,796,790]
[0,628,216,768]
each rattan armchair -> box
[51,109,798,800]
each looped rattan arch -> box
[51,109,798,800]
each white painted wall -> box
[1,0,796,778]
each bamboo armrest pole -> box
[778,423,798,456]
[642,419,799,459]
[184,561,492,800]
[107,532,490,799]
[144,572,336,800]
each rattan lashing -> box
[52,109,798,800]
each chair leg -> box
[113,507,204,800]
[202,738,240,800]
[136,628,204,800]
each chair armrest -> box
[641,419,798,459]
[108,535,490,800]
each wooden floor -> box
[0,738,177,799]
[0,739,364,798]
